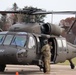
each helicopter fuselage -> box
[0,29,76,71]
[0,31,76,66]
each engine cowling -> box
[41,23,63,36]
[9,22,63,36]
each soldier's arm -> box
[41,46,44,52]
[41,46,46,52]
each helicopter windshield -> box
[11,35,27,47]
[0,35,5,44]
[0,32,27,47]
[3,35,13,45]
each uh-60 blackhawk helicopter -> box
[0,8,76,72]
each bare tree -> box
[60,17,76,44]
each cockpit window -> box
[11,35,27,47]
[3,35,14,45]
[28,36,35,49]
[0,35,5,44]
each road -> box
[0,65,76,75]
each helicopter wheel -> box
[70,63,75,69]
[38,60,46,72]
[68,59,75,69]
[0,64,6,72]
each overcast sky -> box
[0,0,76,24]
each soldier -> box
[41,40,52,74]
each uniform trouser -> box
[43,58,50,72]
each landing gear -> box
[38,61,47,73]
[68,59,75,69]
[39,63,46,73]
[0,64,6,72]
[38,59,46,73]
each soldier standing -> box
[41,40,52,74]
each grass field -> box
[58,58,76,65]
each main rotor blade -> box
[0,10,76,15]
[0,10,33,14]
[33,11,76,15]
[67,19,76,34]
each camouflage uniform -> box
[41,43,52,73]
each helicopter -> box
[0,8,76,72]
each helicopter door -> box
[54,37,67,63]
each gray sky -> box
[0,0,76,24]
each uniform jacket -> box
[41,44,52,59]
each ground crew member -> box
[41,40,52,74]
